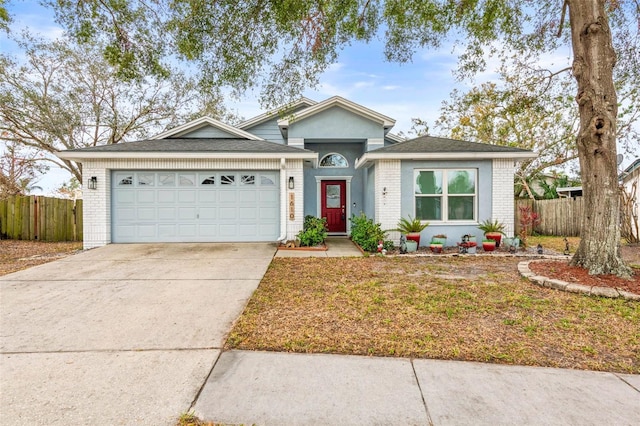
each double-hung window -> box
[414,169,477,222]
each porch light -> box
[88,176,98,190]
[288,176,295,190]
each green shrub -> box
[297,215,328,247]
[349,213,392,252]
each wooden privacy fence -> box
[515,198,583,237]
[0,195,83,241]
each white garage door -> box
[112,171,280,242]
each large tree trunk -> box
[567,0,631,277]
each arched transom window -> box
[320,153,348,168]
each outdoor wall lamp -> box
[88,176,98,190]
[288,176,295,190]
[382,187,387,196]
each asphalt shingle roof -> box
[373,135,532,154]
[63,138,314,154]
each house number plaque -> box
[289,192,295,220]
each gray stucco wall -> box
[289,107,385,140]
[362,166,375,219]
[303,142,366,219]
[400,159,493,245]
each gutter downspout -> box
[277,158,287,242]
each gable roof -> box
[356,135,537,168]
[238,97,318,130]
[277,96,396,130]
[153,116,263,140]
[56,138,317,162]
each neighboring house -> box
[57,96,536,249]
[621,157,640,227]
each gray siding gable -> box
[288,106,385,140]
[243,104,313,144]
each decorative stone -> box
[590,286,620,298]
[545,279,568,291]
[565,283,591,294]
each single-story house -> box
[57,96,536,249]
[621,157,639,223]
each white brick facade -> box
[374,160,402,243]
[81,158,302,249]
[492,159,516,236]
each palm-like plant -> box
[393,215,429,234]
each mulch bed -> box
[529,260,640,295]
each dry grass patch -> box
[227,256,639,373]
[0,240,82,276]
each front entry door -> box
[321,180,346,233]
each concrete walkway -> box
[194,350,640,425]
[275,236,363,257]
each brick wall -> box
[491,159,516,236]
[375,160,402,243]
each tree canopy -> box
[0,33,233,182]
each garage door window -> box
[118,175,133,186]
[201,175,216,185]
[260,174,276,185]
[221,175,235,185]
[159,173,175,186]
[241,175,255,185]
[138,173,155,186]
[179,174,195,186]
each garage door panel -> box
[116,207,137,221]
[219,207,237,220]
[137,207,156,220]
[158,207,177,220]
[239,191,257,203]
[137,191,156,203]
[199,191,217,203]
[158,224,177,238]
[157,190,176,203]
[137,225,157,238]
[199,207,217,220]
[219,191,237,203]
[178,207,197,220]
[112,170,280,242]
[115,191,136,204]
[239,207,257,220]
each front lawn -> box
[227,256,640,373]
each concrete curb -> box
[518,260,640,301]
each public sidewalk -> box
[193,350,640,425]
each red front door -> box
[321,180,346,233]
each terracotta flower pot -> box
[485,232,502,247]
[405,232,421,247]
[482,240,496,252]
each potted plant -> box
[429,240,443,254]
[393,215,429,247]
[431,234,447,246]
[503,236,520,252]
[482,238,497,252]
[478,219,506,247]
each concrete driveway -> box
[0,243,276,425]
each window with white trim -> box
[414,169,476,221]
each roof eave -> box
[355,151,538,169]
[238,97,318,129]
[56,151,318,161]
[153,116,264,140]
